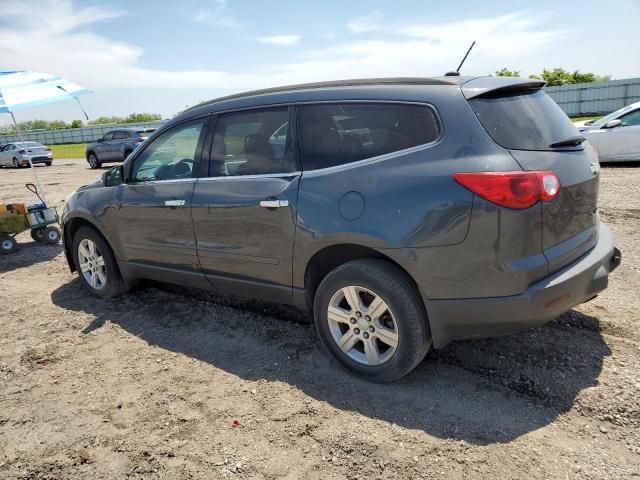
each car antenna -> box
[445,41,476,76]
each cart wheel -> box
[0,236,18,254]
[31,228,46,242]
[43,226,61,244]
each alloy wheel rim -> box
[2,239,13,250]
[327,285,399,366]
[48,230,58,241]
[78,239,107,290]
[89,155,96,167]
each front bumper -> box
[426,223,620,348]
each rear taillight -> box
[453,171,561,209]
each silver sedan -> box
[0,142,53,167]
[579,102,640,163]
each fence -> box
[0,120,166,145]
[545,78,640,116]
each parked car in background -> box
[0,141,53,167]
[579,102,640,163]
[85,128,155,169]
[61,76,620,381]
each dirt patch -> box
[1,159,639,479]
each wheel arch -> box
[63,215,112,272]
[303,243,422,312]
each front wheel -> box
[13,158,20,168]
[87,153,101,169]
[45,162,52,166]
[72,227,128,298]
[313,259,431,382]
[43,226,61,244]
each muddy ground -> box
[0,160,639,479]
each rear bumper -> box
[426,223,620,348]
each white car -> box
[0,142,53,168]
[578,102,640,163]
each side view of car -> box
[61,76,620,382]
[0,141,53,167]
[85,128,155,169]
[578,102,640,163]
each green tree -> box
[536,68,610,86]
[70,119,83,128]
[495,68,520,77]
[124,112,162,123]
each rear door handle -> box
[165,199,186,207]
[260,199,289,208]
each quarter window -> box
[210,107,296,176]
[131,119,206,182]
[298,103,440,170]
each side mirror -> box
[603,119,622,129]
[103,165,124,187]
[96,138,103,143]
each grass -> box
[49,143,86,158]
[570,115,601,123]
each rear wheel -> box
[313,259,430,382]
[45,162,52,166]
[87,153,101,169]
[0,236,18,254]
[72,227,128,298]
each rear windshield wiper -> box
[549,135,586,148]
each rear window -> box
[469,90,578,151]
[299,103,440,170]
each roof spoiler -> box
[461,77,546,99]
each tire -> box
[45,162,52,166]
[43,226,61,245]
[0,236,18,254]
[31,228,45,242]
[313,259,431,382]
[13,158,20,168]
[72,226,128,298]
[87,153,101,169]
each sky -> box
[1,0,639,124]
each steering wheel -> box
[172,158,194,178]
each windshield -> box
[18,142,45,148]
[590,105,634,127]
[469,90,579,151]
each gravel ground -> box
[0,159,639,479]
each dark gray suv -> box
[85,128,155,169]
[61,77,620,381]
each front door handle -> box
[165,199,186,207]
[260,199,289,208]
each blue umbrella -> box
[0,71,91,203]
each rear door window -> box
[468,90,579,151]
[298,103,440,170]
[210,107,296,176]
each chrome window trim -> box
[300,140,441,177]
[126,177,196,186]
[196,171,301,182]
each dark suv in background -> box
[61,76,620,381]
[85,128,155,169]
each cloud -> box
[347,11,384,33]
[256,35,301,46]
[193,0,244,29]
[0,1,570,97]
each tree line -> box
[494,67,610,86]
[3,112,163,133]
